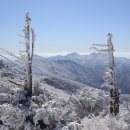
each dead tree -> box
[91,33,119,116]
[0,13,35,98]
[23,13,35,96]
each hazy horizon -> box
[35,51,130,59]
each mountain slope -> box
[10,52,130,94]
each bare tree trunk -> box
[24,13,35,97]
[107,33,119,116]
[27,62,32,96]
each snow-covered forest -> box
[0,13,130,130]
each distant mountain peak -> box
[66,52,80,57]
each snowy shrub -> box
[32,96,44,106]
[82,115,129,130]
[42,98,78,123]
[61,122,84,130]
[0,125,9,130]
[0,104,25,130]
[24,122,33,130]
[33,106,63,129]
[33,78,41,96]
[33,81,55,103]
[0,92,19,105]
[0,84,12,94]
[69,89,108,118]
[29,102,39,112]
[40,88,55,101]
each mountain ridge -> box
[9,52,130,94]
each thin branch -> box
[92,44,108,47]
[17,34,30,43]
[0,54,12,62]
[8,79,23,87]
[0,48,21,60]
[19,42,27,45]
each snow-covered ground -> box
[0,75,130,130]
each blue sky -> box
[0,0,130,57]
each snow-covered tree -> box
[91,33,119,116]
[23,12,35,97]
[0,13,35,99]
